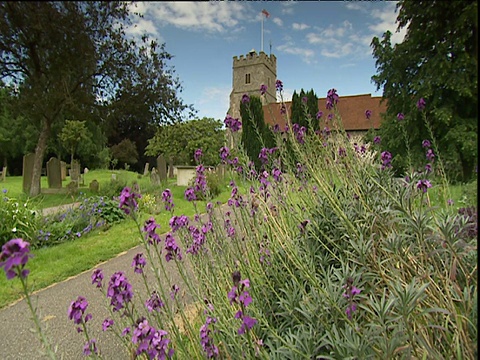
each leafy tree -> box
[290,89,319,130]
[110,139,139,168]
[371,0,477,182]
[0,2,192,195]
[145,117,225,167]
[59,120,89,168]
[240,96,275,171]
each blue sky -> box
[127,1,407,121]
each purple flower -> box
[381,151,392,170]
[426,149,435,162]
[301,96,308,104]
[143,217,161,245]
[447,199,454,206]
[238,315,257,335]
[194,148,203,163]
[219,146,230,162]
[145,291,165,312]
[170,284,179,300]
[132,253,147,274]
[132,318,174,359]
[397,113,405,121]
[342,278,361,319]
[164,233,182,262]
[365,109,372,120]
[107,272,133,312]
[200,316,219,358]
[161,189,175,212]
[417,98,426,110]
[275,79,283,92]
[241,94,250,104]
[345,303,357,320]
[326,88,339,110]
[373,136,381,145]
[184,187,197,202]
[68,296,91,325]
[422,139,431,148]
[83,339,98,356]
[169,215,189,232]
[91,269,104,288]
[416,179,432,193]
[102,318,114,331]
[280,103,286,115]
[425,163,432,173]
[316,111,323,120]
[0,238,33,280]
[224,115,242,132]
[119,187,141,215]
[260,84,267,95]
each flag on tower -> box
[262,9,270,18]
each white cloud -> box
[368,3,406,45]
[133,2,251,33]
[292,22,309,31]
[281,2,296,15]
[195,86,231,120]
[272,17,283,27]
[276,42,315,64]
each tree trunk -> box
[29,121,51,197]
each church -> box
[228,49,387,137]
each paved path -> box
[0,204,232,359]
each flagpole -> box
[261,14,264,52]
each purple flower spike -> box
[365,109,372,120]
[417,98,426,110]
[91,269,104,288]
[0,238,33,280]
[275,79,283,92]
[68,296,91,325]
[416,179,432,193]
[241,94,250,104]
[132,253,147,274]
[119,187,141,215]
[260,84,267,95]
[397,113,405,121]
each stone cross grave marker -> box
[46,157,62,188]
[143,162,149,176]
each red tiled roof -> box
[263,93,388,131]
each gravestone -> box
[150,167,160,185]
[22,153,40,193]
[89,180,99,193]
[60,161,67,181]
[46,157,62,188]
[143,162,149,176]
[156,155,167,181]
[70,160,80,182]
[1,166,6,181]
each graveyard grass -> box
[0,169,234,308]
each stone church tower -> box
[228,49,277,121]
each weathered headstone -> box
[143,162,149,176]
[70,160,80,182]
[22,153,39,193]
[156,155,167,181]
[89,180,99,193]
[150,167,160,185]
[60,161,67,181]
[46,157,62,188]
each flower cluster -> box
[200,316,219,358]
[132,317,174,359]
[259,84,267,95]
[228,271,257,335]
[107,271,134,312]
[132,253,147,274]
[241,94,250,104]
[224,114,242,133]
[143,217,161,245]
[326,88,339,110]
[380,151,392,170]
[161,189,175,212]
[119,187,141,216]
[91,268,104,288]
[194,148,203,164]
[416,179,432,193]
[68,296,92,332]
[0,238,33,280]
[169,215,190,232]
[164,233,182,262]
[145,291,164,312]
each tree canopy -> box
[0,2,193,195]
[145,117,225,167]
[290,89,319,130]
[371,0,477,182]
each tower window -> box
[245,73,251,84]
